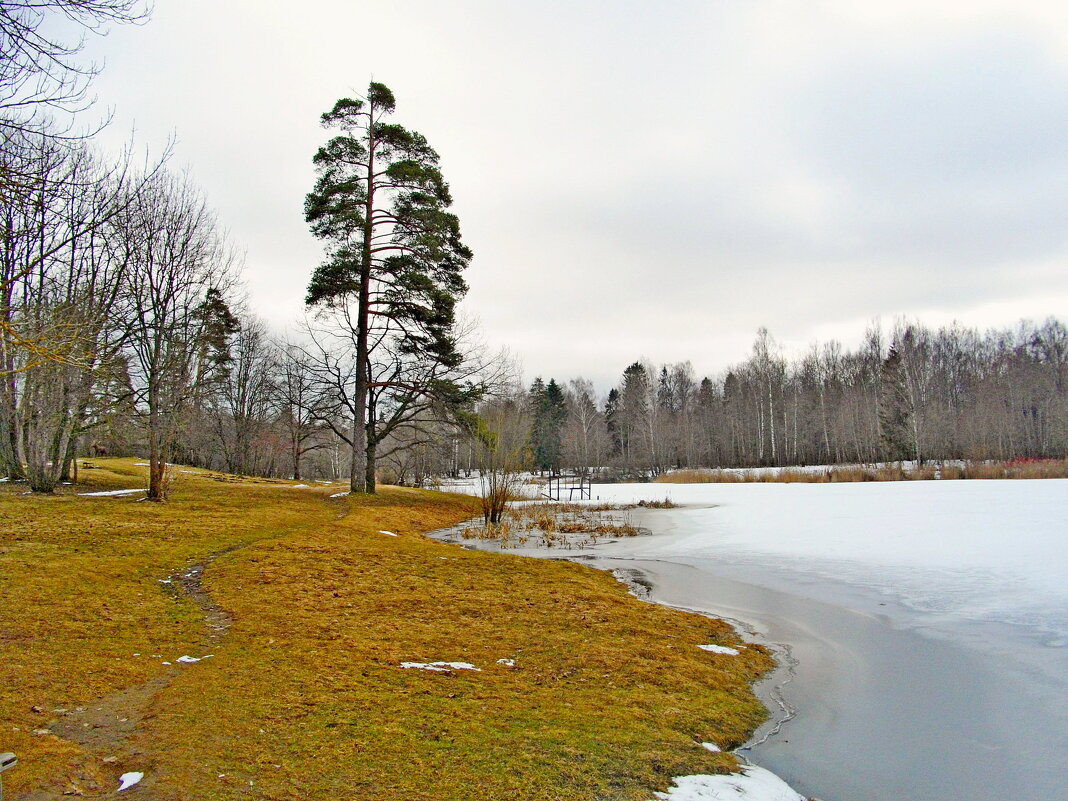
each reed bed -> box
[460,501,647,546]
[656,459,1068,484]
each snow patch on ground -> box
[496,658,516,667]
[117,772,144,792]
[79,488,145,497]
[700,742,720,753]
[380,530,398,537]
[652,765,805,801]
[329,491,349,498]
[698,644,740,655]
[401,661,480,672]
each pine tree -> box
[304,82,472,493]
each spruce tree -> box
[304,82,472,493]
[879,345,912,461]
[529,378,567,473]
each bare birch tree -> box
[122,171,233,500]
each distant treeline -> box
[514,318,1066,478]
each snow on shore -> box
[652,765,805,801]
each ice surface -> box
[588,480,1068,648]
[652,765,804,801]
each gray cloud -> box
[81,1,1068,388]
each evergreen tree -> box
[879,345,912,461]
[604,387,622,457]
[617,361,652,473]
[529,377,567,472]
[304,82,472,493]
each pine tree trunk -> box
[348,99,377,495]
[365,436,377,493]
[349,411,366,493]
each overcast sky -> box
[81,0,1068,388]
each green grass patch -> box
[1,459,772,800]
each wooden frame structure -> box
[543,471,591,502]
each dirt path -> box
[21,549,241,800]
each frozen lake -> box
[443,478,1068,800]
[584,479,1068,801]
[586,480,1068,653]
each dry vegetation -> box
[1,459,772,801]
[656,459,1068,484]
[636,498,678,509]
[460,502,647,547]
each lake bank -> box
[436,479,1068,801]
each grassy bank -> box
[1,459,772,801]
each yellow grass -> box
[1,459,772,800]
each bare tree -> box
[211,315,275,475]
[0,135,142,489]
[469,387,531,525]
[303,312,507,491]
[275,340,332,481]
[0,0,148,138]
[561,377,608,473]
[121,171,233,500]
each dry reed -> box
[656,459,1068,484]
